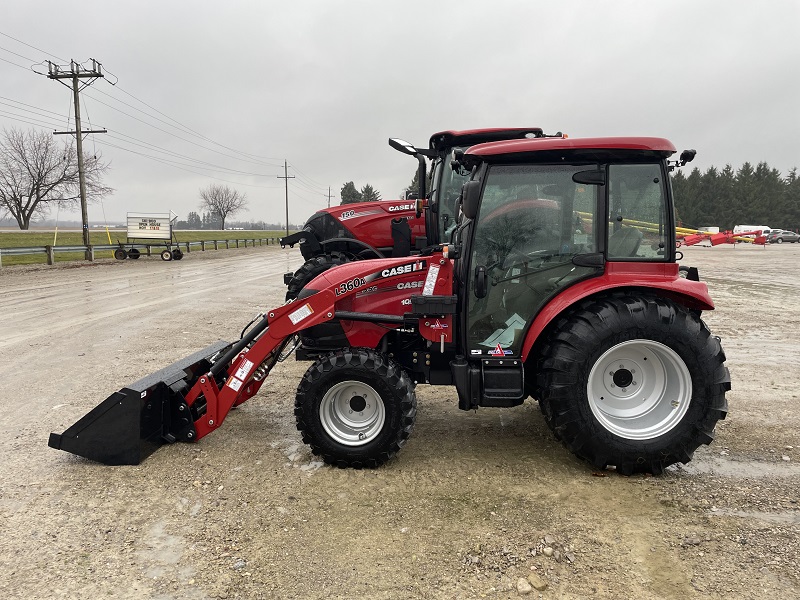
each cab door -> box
[465,163,602,361]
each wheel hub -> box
[611,367,634,390]
[588,340,692,440]
[319,381,385,447]
[349,395,367,413]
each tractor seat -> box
[608,227,643,258]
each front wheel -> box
[160,250,173,261]
[295,348,416,468]
[537,293,730,475]
[285,252,352,300]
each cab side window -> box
[607,164,667,260]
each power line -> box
[0,96,66,119]
[0,29,67,62]
[102,78,286,164]
[82,91,284,169]
[0,55,27,70]
[0,32,332,210]
[0,44,36,63]
[0,108,62,130]
[102,132,283,178]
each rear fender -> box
[520,262,715,362]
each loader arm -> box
[184,288,340,441]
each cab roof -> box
[464,136,677,164]
[428,128,544,152]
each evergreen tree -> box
[186,211,202,229]
[340,181,362,205]
[360,184,381,203]
[672,161,799,232]
[405,170,420,198]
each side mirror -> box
[461,180,482,220]
[388,138,418,156]
[679,149,696,165]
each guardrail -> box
[0,237,283,267]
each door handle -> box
[474,265,488,298]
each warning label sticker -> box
[227,376,243,391]
[423,265,440,296]
[289,303,314,325]
[235,358,254,382]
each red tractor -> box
[50,135,729,476]
[281,128,553,299]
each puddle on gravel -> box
[669,454,800,478]
[710,508,800,525]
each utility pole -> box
[325,186,335,208]
[277,160,294,236]
[47,59,106,260]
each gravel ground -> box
[0,242,797,599]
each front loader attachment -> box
[48,340,231,465]
[48,250,453,466]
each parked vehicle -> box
[733,225,771,238]
[280,128,555,300]
[768,229,800,243]
[49,135,730,477]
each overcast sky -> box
[1,1,798,226]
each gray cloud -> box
[2,0,798,225]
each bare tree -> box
[0,127,112,229]
[198,184,248,229]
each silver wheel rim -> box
[319,380,385,446]
[587,340,692,440]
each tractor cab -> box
[448,137,691,408]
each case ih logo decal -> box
[380,260,426,279]
[333,261,428,297]
[388,203,415,212]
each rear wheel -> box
[127,248,141,259]
[295,348,416,468]
[172,248,184,260]
[285,252,352,300]
[537,292,729,475]
[114,248,127,260]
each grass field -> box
[0,229,291,266]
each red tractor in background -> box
[50,135,730,476]
[280,128,555,300]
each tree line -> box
[340,181,381,204]
[671,163,800,231]
[173,212,290,231]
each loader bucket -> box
[48,340,232,465]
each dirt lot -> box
[0,242,798,599]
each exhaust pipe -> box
[48,340,231,465]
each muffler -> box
[48,340,231,465]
